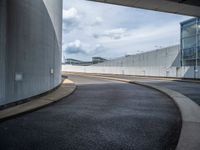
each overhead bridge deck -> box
[90,0,200,17]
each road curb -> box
[131,81,200,150]
[67,73,200,150]
[0,79,76,122]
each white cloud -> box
[91,17,104,26]
[94,28,130,40]
[63,8,80,33]
[64,40,106,56]
[62,0,191,61]
[64,40,85,54]
[63,7,79,20]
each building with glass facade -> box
[181,18,200,67]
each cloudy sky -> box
[62,0,191,61]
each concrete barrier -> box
[62,65,200,79]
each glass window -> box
[181,18,199,66]
[183,59,196,66]
[181,22,197,38]
[198,34,200,46]
[182,36,196,49]
[198,59,200,66]
[183,47,196,59]
[198,46,200,58]
[198,23,200,34]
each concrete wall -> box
[94,45,181,67]
[0,0,63,106]
[62,65,200,79]
[62,45,200,79]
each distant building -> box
[64,57,107,66]
[181,18,200,67]
[92,57,107,64]
[65,59,82,65]
[64,58,93,66]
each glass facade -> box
[181,18,200,66]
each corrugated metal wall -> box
[0,0,63,106]
[0,0,6,103]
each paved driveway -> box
[0,75,181,150]
[98,74,200,105]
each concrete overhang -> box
[89,0,200,17]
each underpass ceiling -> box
[89,0,200,17]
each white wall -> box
[62,65,200,79]
[62,45,200,79]
[94,45,181,67]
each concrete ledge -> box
[64,72,200,84]
[67,73,200,150]
[0,79,76,121]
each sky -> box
[62,0,191,61]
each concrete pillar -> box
[0,0,63,105]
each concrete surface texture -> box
[132,81,200,150]
[67,73,200,150]
[0,75,181,150]
[91,74,200,106]
[94,45,181,68]
[0,0,63,106]
[62,45,200,79]
[143,80,200,106]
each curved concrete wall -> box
[62,45,200,78]
[0,0,63,106]
[94,45,181,67]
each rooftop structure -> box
[64,58,93,66]
[92,57,107,64]
[64,57,107,66]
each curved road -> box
[0,75,181,150]
[98,74,200,105]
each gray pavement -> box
[98,74,200,106]
[144,80,200,106]
[0,75,181,150]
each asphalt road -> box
[0,75,181,150]
[144,80,200,105]
[97,74,200,105]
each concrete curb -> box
[174,79,200,84]
[67,73,200,150]
[131,82,200,150]
[0,79,76,121]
